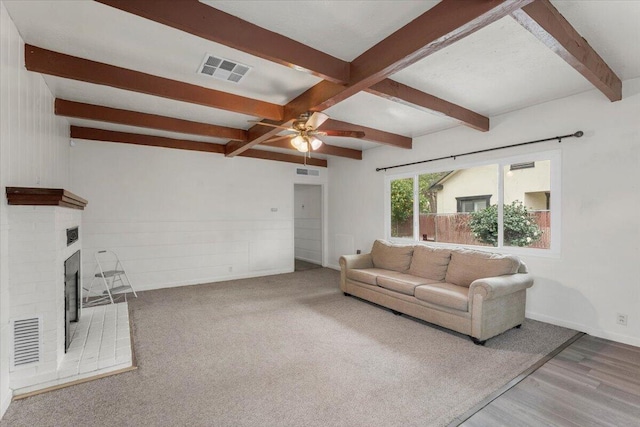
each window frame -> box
[456,195,492,213]
[384,149,561,257]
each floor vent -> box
[198,54,251,84]
[10,316,42,370]
[296,168,320,177]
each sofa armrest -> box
[339,253,374,270]
[469,273,534,301]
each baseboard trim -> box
[1,389,12,420]
[525,311,640,348]
[326,263,340,271]
[133,268,293,293]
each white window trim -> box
[384,149,561,258]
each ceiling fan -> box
[251,112,365,153]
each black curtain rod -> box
[375,131,584,172]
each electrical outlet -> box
[616,313,628,326]
[356,249,361,254]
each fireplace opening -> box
[64,250,81,352]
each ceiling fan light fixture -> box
[291,135,304,150]
[310,136,322,150]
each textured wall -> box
[0,1,71,417]
[70,140,303,292]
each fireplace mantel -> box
[6,187,88,210]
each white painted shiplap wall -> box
[0,1,71,417]
[70,140,297,292]
[294,184,322,264]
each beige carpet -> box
[1,268,576,427]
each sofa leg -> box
[515,324,522,329]
[390,309,402,316]
[343,292,351,297]
[470,337,487,346]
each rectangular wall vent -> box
[10,316,42,370]
[198,54,251,84]
[296,168,320,176]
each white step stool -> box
[84,250,137,306]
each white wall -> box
[0,1,71,417]
[294,184,322,264]
[70,140,307,292]
[328,78,640,347]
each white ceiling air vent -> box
[296,168,320,177]
[198,54,251,84]
[10,316,42,370]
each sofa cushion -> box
[408,245,452,281]
[370,240,414,272]
[445,249,520,287]
[414,283,469,312]
[376,272,441,296]
[346,268,390,286]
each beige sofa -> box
[339,240,534,344]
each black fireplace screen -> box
[64,250,81,352]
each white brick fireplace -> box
[4,188,134,398]
[8,204,82,390]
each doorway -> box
[294,184,323,271]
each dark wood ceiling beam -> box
[320,119,412,149]
[26,45,283,121]
[262,138,362,160]
[96,0,349,84]
[228,0,533,156]
[511,0,622,102]
[70,127,326,167]
[70,126,226,154]
[365,79,490,132]
[56,99,247,141]
[319,0,536,109]
[238,150,326,168]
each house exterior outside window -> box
[456,195,492,213]
[385,151,560,254]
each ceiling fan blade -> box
[248,120,295,131]
[305,112,329,130]
[321,130,366,139]
[263,134,294,144]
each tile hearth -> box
[14,302,134,396]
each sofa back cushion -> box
[408,245,451,281]
[370,240,414,272]
[445,249,521,287]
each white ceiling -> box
[4,0,640,158]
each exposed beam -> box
[228,0,533,156]
[511,0,622,102]
[26,45,283,121]
[238,150,326,168]
[56,99,247,141]
[70,126,226,154]
[320,119,412,150]
[366,79,490,132]
[96,0,349,84]
[347,0,534,98]
[70,127,326,167]
[262,138,362,160]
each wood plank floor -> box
[460,335,640,427]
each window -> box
[389,176,414,238]
[386,151,560,253]
[456,195,491,213]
